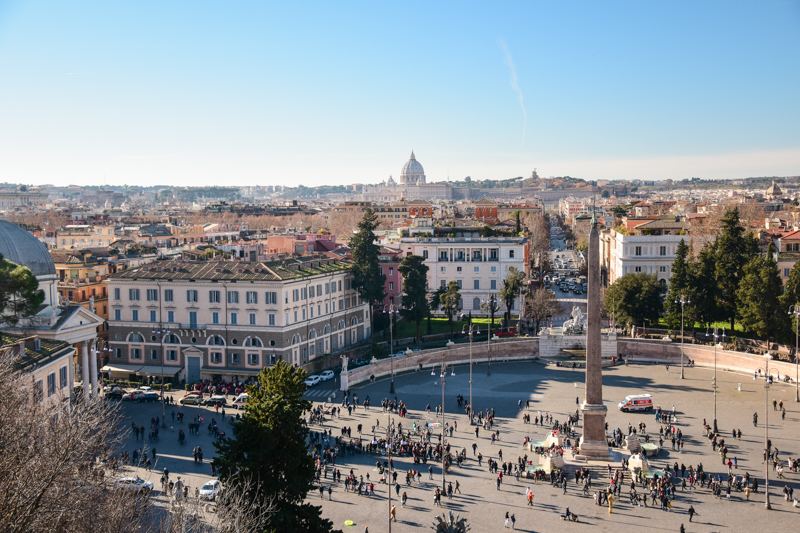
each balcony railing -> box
[180,323,206,330]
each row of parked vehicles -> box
[303,369,334,387]
[112,477,223,500]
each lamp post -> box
[152,326,169,427]
[462,324,481,417]
[385,418,395,533]
[764,355,772,510]
[383,304,397,394]
[706,326,725,433]
[675,294,690,379]
[482,293,498,376]
[432,353,455,492]
[789,306,800,402]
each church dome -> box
[767,180,782,197]
[399,151,426,185]
[0,220,56,278]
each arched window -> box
[244,337,263,347]
[337,320,345,331]
[309,330,317,340]
[291,334,301,345]
[163,334,180,344]
[128,332,144,343]
[208,335,225,346]
[323,324,331,335]
[351,317,358,326]
[473,297,481,310]
[659,278,667,288]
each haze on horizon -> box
[0,1,798,188]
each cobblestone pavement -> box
[116,361,800,532]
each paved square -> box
[115,360,800,532]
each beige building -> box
[6,334,75,407]
[105,257,370,383]
[400,236,528,314]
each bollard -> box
[738,383,742,391]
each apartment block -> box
[106,257,369,383]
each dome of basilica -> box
[399,151,426,185]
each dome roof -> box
[401,151,425,177]
[0,220,56,278]
[767,180,782,196]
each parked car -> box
[391,352,406,358]
[180,395,204,406]
[204,395,227,407]
[138,386,154,393]
[320,370,335,381]
[304,375,321,387]
[199,479,222,501]
[105,390,126,400]
[139,391,159,402]
[113,477,154,493]
[122,391,144,402]
[103,384,123,393]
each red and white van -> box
[617,394,653,412]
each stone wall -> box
[617,339,799,378]
[538,330,618,359]
[341,337,539,391]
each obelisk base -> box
[578,402,611,460]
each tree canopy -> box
[214,362,337,533]
[715,207,759,330]
[0,253,45,326]
[604,273,665,327]
[398,255,430,341]
[349,209,386,336]
[440,281,461,337]
[499,267,525,324]
[736,243,786,340]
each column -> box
[579,216,610,459]
[81,341,91,400]
[90,341,99,399]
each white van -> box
[233,393,249,409]
[618,394,653,412]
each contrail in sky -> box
[499,38,527,148]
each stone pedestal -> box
[579,402,610,459]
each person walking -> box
[688,505,696,522]
[510,514,516,529]
[504,511,510,528]
[608,493,614,514]
[390,505,396,522]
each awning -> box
[101,363,143,374]
[135,365,182,377]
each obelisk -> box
[578,213,610,459]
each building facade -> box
[599,229,687,287]
[106,258,370,383]
[400,236,528,314]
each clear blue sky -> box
[1,1,798,187]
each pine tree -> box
[0,253,45,327]
[688,242,720,329]
[398,255,430,342]
[349,209,386,337]
[665,239,691,329]
[213,362,338,532]
[736,243,784,339]
[715,207,756,330]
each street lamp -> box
[152,327,169,427]
[482,293,498,376]
[431,355,455,492]
[461,324,481,418]
[385,418,396,533]
[764,355,773,510]
[706,326,725,433]
[788,306,800,402]
[383,304,398,394]
[675,294,690,379]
